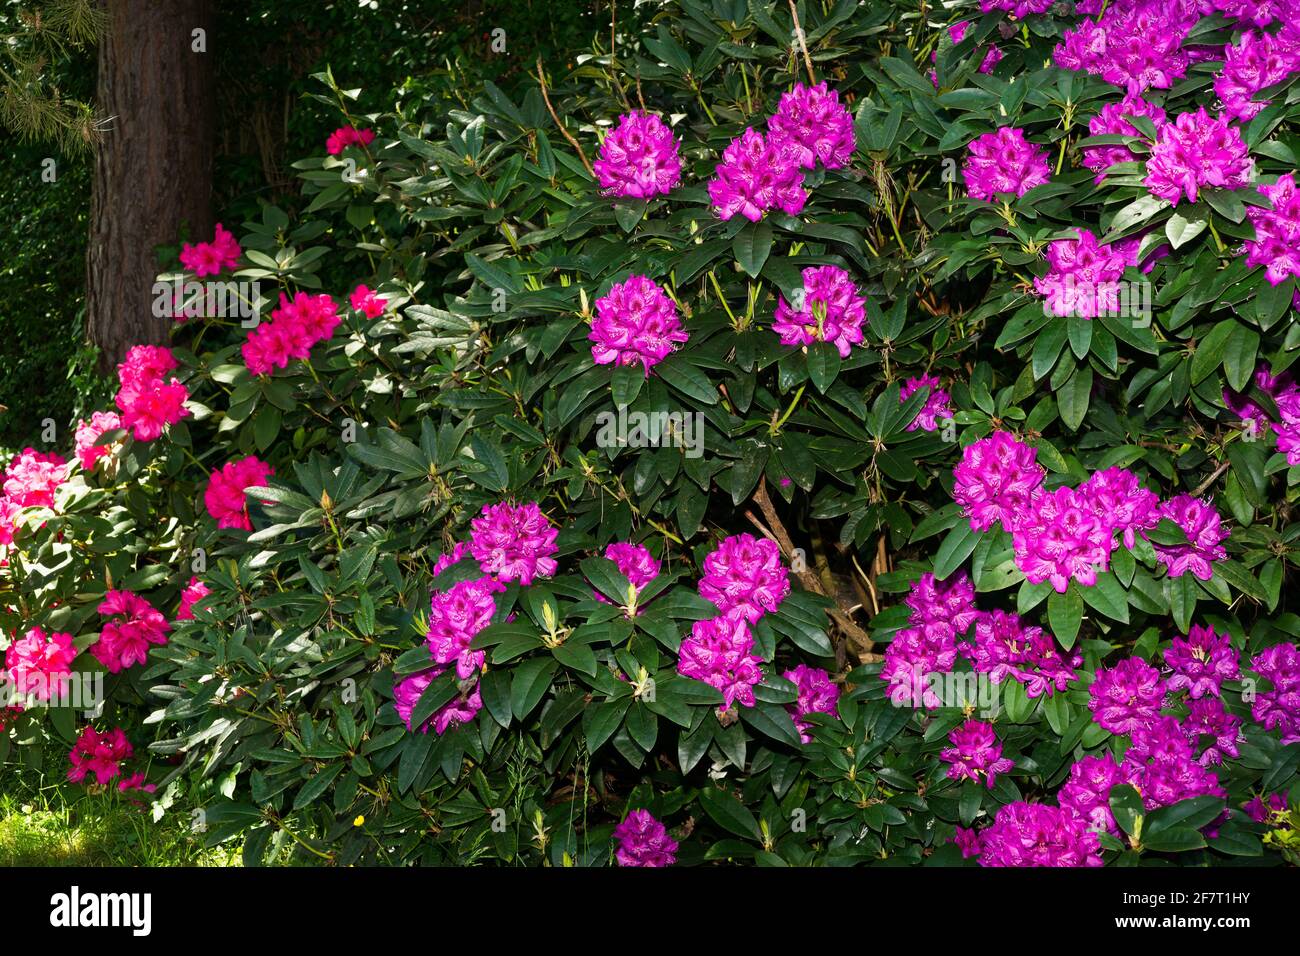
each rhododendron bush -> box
[3,0,1300,867]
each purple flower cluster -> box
[1053,2,1200,94]
[393,667,483,736]
[771,264,867,357]
[783,663,840,743]
[1222,361,1300,465]
[1088,656,1166,736]
[1163,624,1240,699]
[676,615,764,712]
[960,609,1081,698]
[881,573,975,708]
[708,127,807,222]
[975,802,1103,867]
[1245,175,1300,286]
[899,374,954,432]
[426,576,503,681]
[1144,108,1254,206]
[594,111,682,199]
[1083,95,1167,184]
[589,274,689,375]
[591,541,661,609]
[1034,228,1140,320]
[697,532,790,623]
[941,719,1014,788]
[1214,31,1300,123]
[767,81,856,171]
[1058,754,1137,833]
[1213,0,1288,27]
[469,501,560,585]
[612,809,678,867]
[1125,716,1227,808]
[962,127,1052,201]
[1250,642,1300,744]
[978,0,1054,16]
[953,433,1225,590]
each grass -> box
[0,761,240,867]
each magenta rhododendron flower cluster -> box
[1053,0,1202,94]
[594,111,682,199]
[1082,95,1167,184]
[349,283,388,318]
[1144,108,1254,206]
[114,344,190,442]
[588,274,688,374]
[1088,656,1165,735]
[898,374,953,432]
[1214,30,1300,123]
[73,411,122,472]
[1250,642,1300,743]
[881,572,976,708]
[975,801,1102,867]
[771,264,867,357]
[179,222,241,277]
[1012,485,1114,592]
[951,431,1046,533]
[766,81,856,170]
[941,719,1014,788]
[782,663,840,742]
[2,447,66,508]
[1245,174,1300,286]
[67,726,133,786]
[91,589,170,673]
[612,809,678,867]
[1033,228,1139,319]
[1223,361,1300,463]
[592,541,660,607]
[962,127,1051,201]
[1163,624,1240,698]
[469,501,559,585]
[979,0,1054,17]
[176,576,211,621]
[962,608,1081,698]
[243,292,342,375]
[326,124,375,154]
[1153,494,1229,580]
[5,626,75,701]
[708,126,807,221]
[204,455,275,531]
[677,614,764,711]
[697,532,790,623]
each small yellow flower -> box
[353,815,365,827]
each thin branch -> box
[535,56,593,177]
[788,0,816,85]
[1191,459,1231,498]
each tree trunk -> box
[86,0,215,373]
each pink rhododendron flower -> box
[977,802,1102,867]
[1013,485,1114,593]
[1215,30,1300,123]
[1245,174,1300,286]
[1083,95,1167,184]
[114,345,190,442]
[1212,0,1286,27]
[242,292,341,376]
[707,127,807,221]
[978,0,1054,16]
[5,626,75,702]
[179,222,241,277]
[589,274,688,374]
[962,127,1051,201]
[905,572,980,636]
[960,609,1080,698]
[783,664,840,742]
[1088,656,1165,736]
[898,374,954,432]
[74,411,123,472]
[1152,494,1228,580]
[1183,697,1244,766]
[176,576,211,621]
[1144,108,1254,206]
[468,501,559,586]
[432,541,472,578]
[953,826,982,858]
[91,589,170,673]
[117,772,157,795]
[1034,228,1139,319]
[1249,642,1300,744]
[1163,624,1240,699]
[2,448,66,508]
[326,124,375,154]
[392,668,483,735]
[1126,715,1226,808]
[697,532,790,623]
[1058,753,1139,834]
[594,111,682,198]
[941,719,1014,788]
[203,456,275,531]
[592,541,660,608]
[771,264,867,358]
[881,624,962,709]
[425,576,502,680]
[1080,466,1161,549]
[676,615,764,712]
[1053,2,1201,94]
[952,431,1046,532]
[612,809,678,867]
[766,81,855,170]
[67,726,133,785]
[1243,793,1288,822]
[349,284,388,318]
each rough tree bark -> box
[86,0,215,372]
